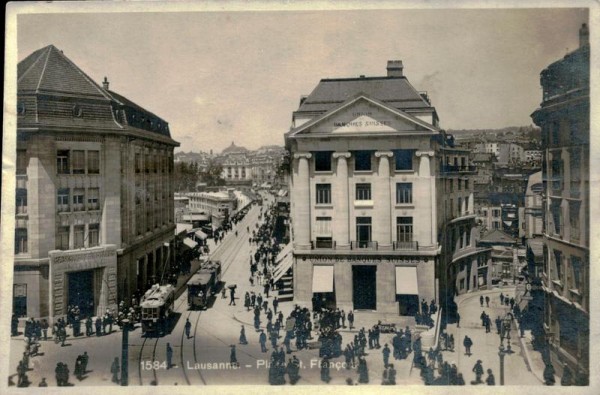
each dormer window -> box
[72,104,83,118]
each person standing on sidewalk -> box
[480,295,484,307]
[166,343,173,369]
[382,344,390,367]
[472,360,484,384]
[110,357,119,384]
[485,296,490,307]
[185,318,192,339]
[229,287,236,306]
[456,312,460,328]
[348,311,354,329]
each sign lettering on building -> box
[309,256,425,265]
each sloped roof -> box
[297,76,432,114]
[18,45,110,99]
[479,229,516,245]
[525,171,543,196]
[222,141,248,154]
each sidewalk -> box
[440,287,542,385]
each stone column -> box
[333,152,351,249]
[374,151,393,250]
[416,151,436,246]
[293,153,312,250]
[334,261,352,311]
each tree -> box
[200,158,225,187]
[174,161,200,191]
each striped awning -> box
[183,238,198,249]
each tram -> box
[188,260,222,310]
[140,283,176,335]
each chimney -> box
[102,76,110,90]
[579,23,589,48]
[387,60,403,77]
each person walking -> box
[382,344,390,367]
[456,312,461,328]
[166,343,173,369]
[485,295,490,307]
[239,325,248,344]
[463,335,473,356]
[185,318,192,339]
[480,295,484,307]
[229,287,236,306]
[486,368,495,385]
[357,356,369,383]
[259,330,268,352]
[348,310,354,329]
[543,362,556,385]
[230,345,238,367]
[110,357,119,384]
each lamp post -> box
[120,319,130,386]
[503,314,514,354]
[498,344,506,385]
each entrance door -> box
[352,265,376,310]
[397,295,419,316]
[68,270,95,317]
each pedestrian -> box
[495,316,502,334]
[561,366,573,386]
[38,378,48,387]
[11,314,19,337]
[320,357,331,383]
[166,343,173,369]
[86,317,93,337]
[185,318,191,339]
[273,297,279,314]
[485,316,491,333]
[543,363,555,385]
[81,351,89,374]
[357,356,369,383]
[239,325,248,344]
[41,319,49,341]
[485,295,490,307]
[75,355,84,380]
[463,335,473,356]
[230,345,238,367]
[456,373,465,385]
[387,363,396,385]
[480,295,484,307]
[110,357,119,384]
[486,368,495,385]
[229,287,236,305]
[472,360,484,384]
[341,310,346,328]
[221,287,227,299]
[95,317,102,336]
[456,312,460,328]
[500,292,504,304]
[382,344,390,367]
[260,330,268,352]
[348,310,354,329]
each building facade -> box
[531,24,590,381]
[13,45,179,321]
[186,190,237,227]
[285,60,487,316]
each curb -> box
[514,321,544,384]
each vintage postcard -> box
[1,1,597,394]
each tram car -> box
[187,260,222,310]
[140,284,175,335]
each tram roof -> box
[189,272,213,286]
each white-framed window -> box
[356,183,371,200]
[88,223,100,247]
[315,217,332,236]
[56,226,70,250]
[316,184,331,204]
[73,188,85,211]
[72,150,85,174]
[16,188,27,214]
[15,228,27,254]
[57,188,70,212]
[396,183,412,204]
[57,150,70,174]
[396,217,413,242]
[74,225,85,248]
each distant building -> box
[477,206,502,231]
[520,171,543,239]
[497,143,525,165]
[186,190,237,227]
[531,23,590,381]
[13,45,179,321]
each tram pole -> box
[121,319,129,386]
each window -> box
[15,228,27,254]
[571,256,583,291]
[459,278,465,290]
[553,250,562,281]
[550,199,562,235]
[88,150,100,174]
[16,188,27,215]
[315,217,332,236]
[356,183,371,200]
[396,217,413,242]
[396,183,413,204]
[492,209,500,218]
[458,179,462,190]
[316,184,331,204]
[394,149,413,171]
[465,227,471,246]
[57,226,70,250]
[356,217,372,247]
[569,201,581,242]
[72,150,85,174]
[135,153,141,173]
[88,223,100,247]
[57,150,70,174]
[87,188,100,210]
[458,197,463,215]
[17,150,27,175]
[449,179,453,192]
[73,188,85,211]
[57,188,70,212]
[314,152,332,172]
[551,154,563,191]
[74,225,85,249]
[354,151,371,171]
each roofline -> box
[319,76,407,82]
[288,93,440,138]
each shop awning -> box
[183,238,198,249]
[312,265,334,293]
[272,252,294,283]
[275,243,293,264]
[194,230,208,240]
[395,266,419,295]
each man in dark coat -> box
[348,310,354,329]
[110,357,119,383]
[463,335,473,356]
[185,318,192,339]
[382,344,391,367]
[472,360,484,384]
[259,330,268,352]
[486,368,495,385]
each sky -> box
[15,6,589,153]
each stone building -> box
[531,23,590,382]
[284,60,488,315]
[13,45,179,321]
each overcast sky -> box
[16,7,588,153]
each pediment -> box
[292,95,436,136]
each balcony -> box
[393,241,419,251]
[351,241,378,250]
[441,165,477,174]
[312,239,336,249]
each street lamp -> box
[121,319,130,386]
[503,313,514,354]
[498,344,506,385]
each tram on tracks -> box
[188,260,222,310]
[140,283,176,335]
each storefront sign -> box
[310,256,425,265]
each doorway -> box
[68,270,95,317]
[352,265,376,310]
[397,294,419,316]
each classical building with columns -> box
[285,61,447,314]
[13,45,179,322]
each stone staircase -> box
[277,269,294,302]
